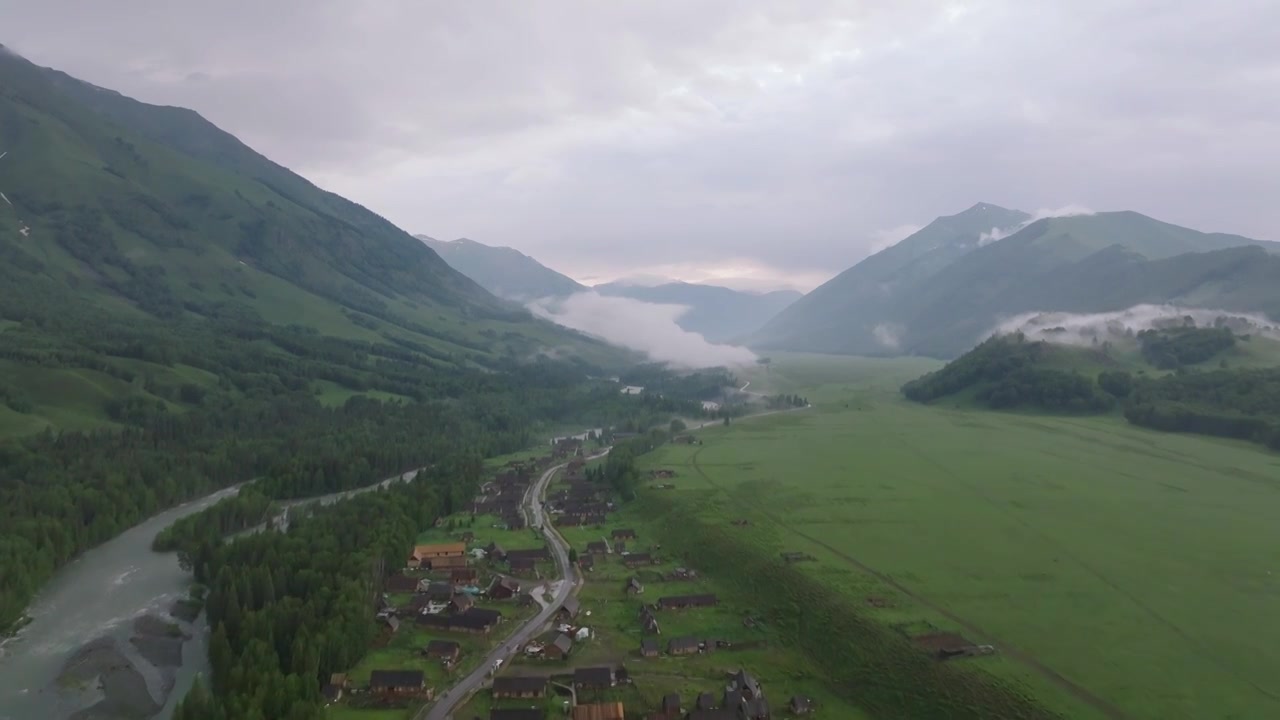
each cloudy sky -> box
[6,0,1279,291]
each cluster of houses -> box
[549,470,613,527]
[473,469,534,530]
[486,666,810,720]
[521,596,587,660]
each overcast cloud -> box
[5,0,1279,291]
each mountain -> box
[750,204,1280,358]
[593,281,802,343]
[0,46,625,434]
[749,203,1029,354]
[415,235,586,301]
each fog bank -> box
[992,304,1280,344]
[528,292,756,368]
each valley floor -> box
[624,353,1280,719]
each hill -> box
[594,280,801,343]
[901,329,1280,450]
[0,45,626,432]
[749,203,1029,354]
[416,235,586,301]
[750,206,1280,358]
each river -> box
[0,469,420,720]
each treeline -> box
[152,488,276,555]
[902,336,1112,413]
[1137,326,1236,369]
[617,363,738,401]
[585,427,674,500]
[1124,368,1280,450]
[170,459,479,720]
[765,393,809,409]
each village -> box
[320,433,840,719]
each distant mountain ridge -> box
[749,204,1280,358]
[416,235,587,301]
[593,281,801,343]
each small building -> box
[460,530,475,542]
[622,553,654,568]
[557,595,581,620]
[450,567,479,585]
[517,591,538,607]
[426,581,455,601]
[571,701,625,720]
[728,669,763,699]
[321,673,348,703]
[586,541,609,555]
[485,541,507,560]
[448,593,475,614]
[789,696,815,715]
[574,666,615,691]
[640,638,659,657]
[428,555,469,570]
[488,576,521,600]
[490,709,546,720]
[368,669,426,695]
[611,528,637,540]
[492,675,548,699]
[509,557,537,575]
[424,639,461,666]
[696,692,716,711]
[639,605,661,634]
[409,542,467,568]
[490,709,545,720]
[656,594,718,610]
[577,554,595,571]
[625,577,644,595]
[687,711,736,720]
[667,636,699,656]
[381,615,401,634]
[544,633,574,660]
[661,692,681,716]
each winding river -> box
[0,469,420,720]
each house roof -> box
[384,574,419,593]
[586,541,608,551]
[578,554,594,567]
[488,707,545,717]
[658,593,717,607]
[623,553,652,564]
[662,692,680,711]
[687,711,737,720]
[368,669,424,689]
[696,692,716,710]
[574,666,614,687]
[730,669,762,697]
[413,542,466,557]
[449,594,475,610]
[490,709,546,720]
[789,695,814,711]
[492,675,548,694]
[560,596,581,615]
[506,547,550,561]
[551,633,574,653]
[425,639,460,656]
[570,701,625,720]
[641,639,659,653]
[667,636,699,652]
[509,557,536,569]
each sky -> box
[5,0,1280,292]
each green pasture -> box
[632,353,1280,719]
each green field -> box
[620,353,1280,719]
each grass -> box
[617,352,1280,719]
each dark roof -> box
[696,692,716,710]
[492,675,548,694]
[449,594,475,610]
[385,574,419,593]
[586,541,608,552]
[509,557,536,569]
[467,607,503,624]
[490,710,546,720]
[790,696,814,711]
[505,547,550,561]
[623,553,652,564]
[657,593,717,607]
[662,693,680,711]
[574,666,614,687]
[368,669,424,689]
[551,633,573,654]
[667,636,699,653]
[742,697,770,718]
[425,639,460,656]
[426,581,454,598]
[578,554,594,568]
[730,669,762,698]
[687,711,737,720]
[641,639,659,654]
[560,596,581,616]
[416,607,501,631]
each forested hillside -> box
[0,48,652,633]
[902,331,1280,450]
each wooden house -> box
[656,594,717,610]
[368,669,426,695]
[570,702,625,720]
[492,675,547,699]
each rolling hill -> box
[0,45,626,434]
[750,204,1280,358]
[416,235,587,301]
[593,281,801,343]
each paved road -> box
[423,450,605,720]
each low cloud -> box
[527,291,756,368]
[979,204,1096,246]
[991,304,1280,344]
[872,322,903,349]
[869,224,924,254]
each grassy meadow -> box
[622,353,1280,719]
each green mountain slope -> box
[749,202,1030,354]
[752,206,1280,358]
[594,281,801,343]
[416,235,586,300]
[0,46,627,433]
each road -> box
[422,451,604,720]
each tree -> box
[723,416,730,426]
[669,419,686,434]
[568,548,578,563]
